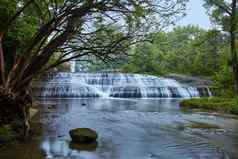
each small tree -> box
[204,0,238,95]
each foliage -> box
[212,48,235,97]
[118,25,227,77]
[121,42,166,75]
[203,0,233,31]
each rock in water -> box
[69,128,98,143]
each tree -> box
[204,0,238,95]
[120,25,227,77]
[0,0,188,137]
[121,41,166,75]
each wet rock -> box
[69,141,98,151]
[47,104,57,110]
[69,128,98,143]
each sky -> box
[175,0,212,29]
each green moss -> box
[180,97,238,115]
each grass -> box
[180,97,238,115]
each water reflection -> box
[69,142,98,151]
[42,98,181,113]
[1,98,238,159]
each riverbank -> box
[180,97,238,115]
[0,103,41,146]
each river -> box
[1,98,238,159]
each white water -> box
[34,72,212,98]
[70,60,76,73]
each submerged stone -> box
[69,128,98,143]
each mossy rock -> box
[69,128,98,143]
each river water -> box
[1,98,238,159]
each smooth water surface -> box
[1,98,238,159]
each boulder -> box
[69,128,98,143]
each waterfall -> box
[33,72,212,98]
[70,60,76,73]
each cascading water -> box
[33,72,212,98]
[70,60,76,73]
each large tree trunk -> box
[230,0,238,96]
[230,31,238,96]
[0,32,5,85]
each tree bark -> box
[230,0,238,96]
[0,32,5,85]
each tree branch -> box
[208,0,232,15]
[6,0,35,31]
